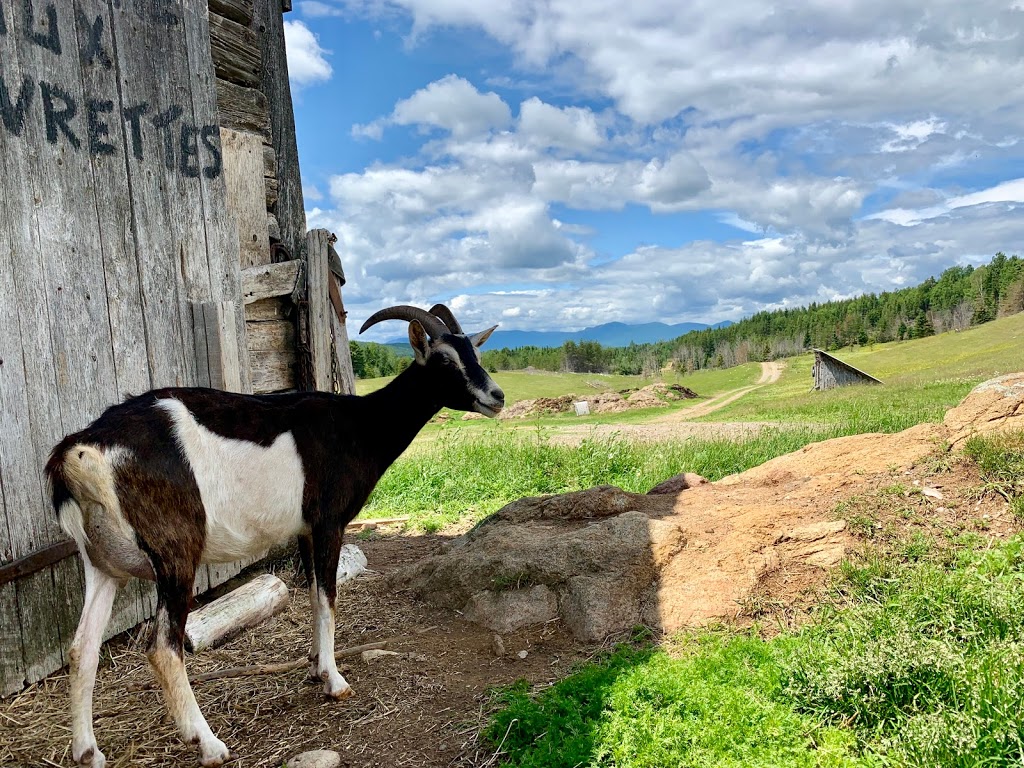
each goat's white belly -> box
[158,399,307,563]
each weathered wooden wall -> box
[812,351,880,391]
[0,0,249,696]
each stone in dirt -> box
[647,472,709,495]
[286,750,342,768]
[393,374,1024,641]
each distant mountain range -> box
[385,320,733,350]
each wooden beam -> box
[210,0,255,26]
[0,542,78,588]
[215,79,271,138]
[209,12,262,88]
[242,260,302,304]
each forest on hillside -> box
[350,252,1024,378]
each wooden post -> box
[305,230,334,391]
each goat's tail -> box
[46,443,122,549]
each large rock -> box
[945,373,1024,447]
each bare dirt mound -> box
[493,382,700,420]
[395,374,1024,640]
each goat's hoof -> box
[199,737,231,767]
[74,744,106,768]
[325,682,354,700]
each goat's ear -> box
[469,325,498,349]
[409,320,431,364]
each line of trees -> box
[350,253,1024,378]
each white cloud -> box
[354,75,512,139]
[517,98,604,150]
[284,20,333,87]
[868,177,1024,226]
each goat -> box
[45,304,504,768]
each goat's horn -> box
[359,305,449,338]
[428,304,464,335]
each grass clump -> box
[962,430,1024,521]
[486,633,867,768]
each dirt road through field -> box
[542,361,787,445]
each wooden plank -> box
[195,302,245,392]
[247,319,295,352]
[209,12,261,88]
[183,0,252,396]
[0,6,63,691]
[73,0,153,403]
[216,78,270,137]
[221,128,271,268]
[305,229,333,391]
[105,0,203,388]
[250,347,297,393]
[246,296,292,322]
[0,582,25,696]
[210,0,255,26]
[254,0,305,260]
[242,259,302,304]
[329,275,356,395]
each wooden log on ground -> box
[184,573,289,653]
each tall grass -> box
[363,425,838,531]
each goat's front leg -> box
[69,554,119,767]
[310,524,352,700]
[148,575,231,767]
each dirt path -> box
[542,361,786,445]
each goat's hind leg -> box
[298,534,322,682]
[311,525,352,700]
[69,554,118,767]
[147,575,230,767]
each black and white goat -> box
[45,304,503,768]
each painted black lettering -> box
[87,99,114,155]
[40,81,80,149]
[200,124,221,180]
[151,105,183,170]
[76,8,112,69]
[23,0,61,55]
[179,124,200,178]
[122,102,149,160]
[0,74,34,136]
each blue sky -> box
[283,0,1024,341]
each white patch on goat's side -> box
[157,398,306,563]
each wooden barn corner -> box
[0,0,355,696]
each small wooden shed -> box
[812,349,882,391]
[0,0,353,695]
